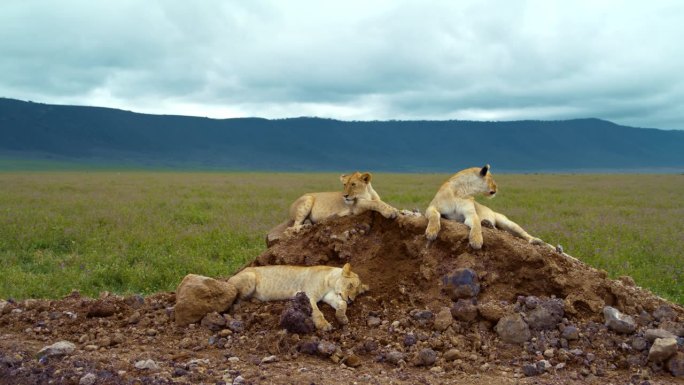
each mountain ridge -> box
[1,98,683,172]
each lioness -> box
[227,263,368,331]
[425,165,549,250]
[288,171,398,232]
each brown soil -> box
[1,212,683,384]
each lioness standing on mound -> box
[425,164,550,250]
[227,263,368,331]
[288,171,398,232]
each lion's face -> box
[340,172,373,204]
[336,263,369,303]
[473,164,498,197]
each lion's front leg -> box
[425,205,441,241]
[354,199,398,219]
[308,297,332,331]
[463,204,483,249]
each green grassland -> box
[0,172,682,304]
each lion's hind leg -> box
[289,195,315,232]
[493,212,543,245]
[226,270,257,301]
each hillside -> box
[1,98,684,172]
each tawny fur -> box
[288,172,397,232]
[425,165,552,250]
[226,263,368,331]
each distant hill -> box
[1,97,683,172]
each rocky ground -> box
[1,211,683,384]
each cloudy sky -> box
[1,1,683,129]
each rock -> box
[344,354,362,368]
[260,355,278,364]
[266,220,291,247]
[522,363,540,377]
[451,299,478,322]
[37,341,76,358]
[667,352,684,377]
[227,319,245,333]
[200,312,226,331]
[543,349,554,358]
[79,373,97,385]
[644,328,676,342]
[561,325,580,340]
[433,307,453,331]
[298,341,319,355]
[279,292,315,334]
[537,359,552,372]
[385,351,405,365]
[367,316,382,327]
[442,268,480,300]
[443,349,459,362]
[495,314,531,344]
[478,301,506,322]
[632,337,649,351]
[317,340,337,356]
[416,348,437,367]
[653,305,676,321]
[86,301,117,318]
[403,334,417,347]
[524,296,540,309]
[648,338,678,362]
[410,309,434,320]
[526,298,564,330]
[233,375,246,384]
[603,306,636,334]
[660,320,684,337]
[134,359,159,371]
[174,274,237,326]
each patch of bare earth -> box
[2,212,683,384]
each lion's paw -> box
[529,237,544,246]
[383,208,398,219]
[425,228,438,241]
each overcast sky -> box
[1,1,683,129]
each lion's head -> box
[336,263,369,304]
[339,172,374,204]
[465,164,498,197]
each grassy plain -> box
[0,172,682,304]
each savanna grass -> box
[0,172,682,304]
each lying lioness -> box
[227,263,368,331]
[425,165,550,250]
[288,171,398,232]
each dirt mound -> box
[1,212,683,384]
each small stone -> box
[478,301,506,322]
[644,328,677,342]
[227,319,245,333]
[298,341,319,355]
[79,373,97,385]
[556,362,566,370]
[543,349,554,358]
[524,296,540,309]
[367,316,382,327]
[344,354,362,368]
[37,341,76,358]
[632,337,649,351]
[537,359,552,372]
[410,309,434,320]
[416,348,437,367]
[403,334,417,347]
[385,351,405,365]
[433,307,453,331]
[317,341,337,356]
[522,363,540,377]
[443,349,459,362]
[495,314,531,344]
[451,299,478,322]
[648,338,678,362]
[562,325,580,340]
[442,268,480,300]
[233,375,246,384]
[172,368,188,377]
[260,355,278,364]
[526,298,564,330]
[134,359,159,371]
[227,356,240,363]
[603,306,636,334]
[200,312,226,331]
[666,352,684,377]
[653,305,676,321]
[145,329,157,337]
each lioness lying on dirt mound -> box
[227,263,368,331]
[425,164,552,250]
[288,171,398,232]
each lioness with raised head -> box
[288,172,398,232]
[227,263,368,331]
[425,165,550,250]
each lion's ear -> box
[340,174,349,184]
[360,172,372,183]
[480,164,490,177]
[342,263,352,276]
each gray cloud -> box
[1,0,683,129]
